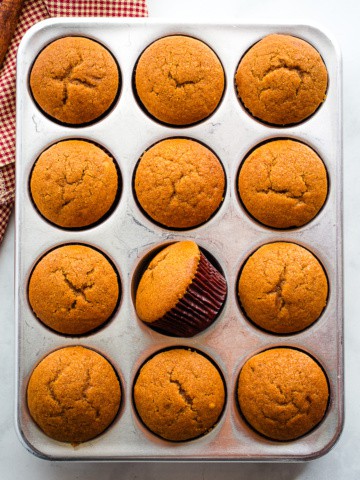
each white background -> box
[0,0,358,478]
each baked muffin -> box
[28,244,119,335]
[30,140,119,228]
[238,242,327,334]
[135,35,224,125]
[135,138,225,228]
[135,241,227,337]
[27,346,121,443]
[30,36,119,125]
[134,348,225,441]
[237,348,329,440]
[235,34,328,125]
[238,139,328,228]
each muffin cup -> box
[150,252,227,337]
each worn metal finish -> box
[15,19,343,461]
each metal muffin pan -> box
[15,19,343,461]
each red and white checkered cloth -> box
[0,0,148,245]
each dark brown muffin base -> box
[149,253,227,337]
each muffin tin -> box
[15,19,343,461]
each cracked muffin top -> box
[238,242,328,334]
[30,140,119,228]
[134,138,225,228]
[30,36,120,125]
[135,35,225,125]
[237,348,329,440]
[28,244,119,335]
[133,348,225,441]
[238,139,328,228]
[235,34,328,125]
[27,346,121,443]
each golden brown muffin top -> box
[235,34,328,125]
[135,241,200,323]
[30,140,118,228]
[29,244,119,335]
[30,36,119,124]
[27,346,121,443]
[135,138,225,228]
[238,140,328,228]
[134,349,225,441]
[238,242,328,333]
[237,348,329,440]
[135,35,224,125]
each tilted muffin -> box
[134,349,225,441]
[27,346,121,443]
[30,140,119,228]
[238,139,328,228]
[135,241,227,337]
[238,242,328,333]
[135,138,225,228]
[235,34,328,125]
[135,35,224,125]
[28,244,119,335]
[237,348,329,440]
[30,36,119,124]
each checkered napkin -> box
[0,0,148,245]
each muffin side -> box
[135,35,225,125]
[238,139,328,228]
[134,349,225,441]
[28,244,120,335]
[135,241,227,337]
[136,241,201,322]
[30,36,120,125]
[238,242,328,333]
[235,34,328,125]
[30,140,119,228]
[237,348,329,440]
[135,138,225,228]
[27,346,121,443]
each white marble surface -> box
[0,0,358,478]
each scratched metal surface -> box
[15,19,343,461]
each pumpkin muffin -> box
[238,242,328,334]
[135,241,227,337]
[135,138,225,228]
[235,34,328,125]
[30,36,120,125]
[27,346,121,443]
[30,140,119,228]
[134,348,225,441]
[135,35,225,125]
[238,139,328,228]
[237,348,329,441]
[28,244,119,335]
